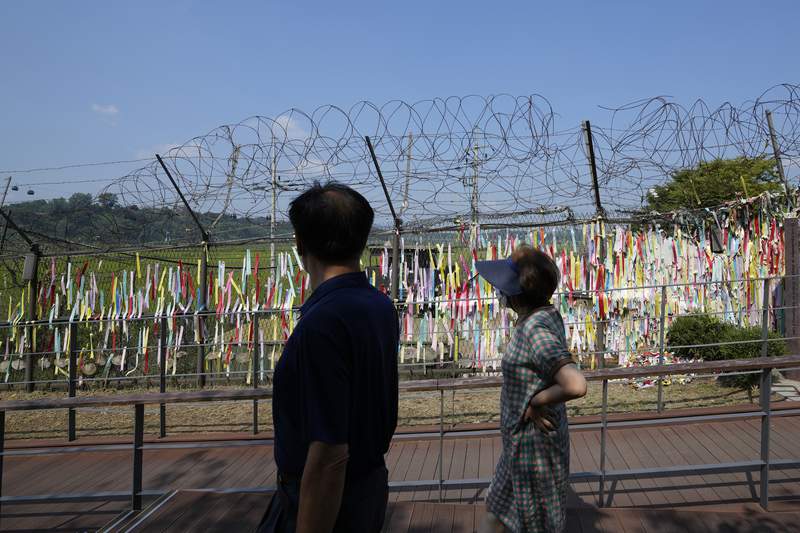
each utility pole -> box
[401,133,412,218]
[469,130,488,250]
[765,110,794,210]
[471,143,480,249]
[270,148,278,276]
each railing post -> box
[0,409,5,517]
[67,321,77,442]
[759,278,771,510]
[252,313,260,435]
[158,316,167,439]
[599,378,608,507]
[657,285,667,413]
[132,403,144,511]
[438,388,444,503]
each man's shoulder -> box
[303,285,395,326]
[320,283,394,311]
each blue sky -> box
[1,0,799,202]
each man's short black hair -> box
[288,182,374,264]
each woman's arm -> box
[523,363,587,430]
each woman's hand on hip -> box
[523,403,555,433]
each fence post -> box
[132,403,144,511]
[252,313,260,435]
[599,378,608,507]
[596,220,606,370]
[438,388,444,503]
[158,316,167,439]
[197,243,208,388]
[657,285,668,413]
[582,121,605,218]
[67,321,77,442]
[765,109,793,211]
[759,278,772,510]
[584,120,606,371]
[23,251,39,393]
[785,218,800,379]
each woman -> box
[476,246,587,532]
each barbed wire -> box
[1,85,799,252]
[105,85,799,229]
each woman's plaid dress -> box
[486,305,575,532]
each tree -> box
[645,156,782,212]
[67,193,93,210]
[96,193,118,209]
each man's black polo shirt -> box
[272,271,399,479]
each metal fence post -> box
[759,278,772,510]
[198,243,208,388]
[67,321,77,441]
[132,403,144,511]
[24,251,39,393]
[657,285,667,413]
[438,388,444,503]
[0,409,5,517]
[599,378,608,507]
[252,313,260,435]
[158,316,167,439]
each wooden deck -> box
[3,415,800,531]
[7,493,800,532]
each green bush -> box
[666,315,728,361]
[716,327,786,393]
[667,315,787,399]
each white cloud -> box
[274,115,308,140]
[91,103,119,116]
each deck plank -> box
[460,438,481,502]
[443,438,468,502]
[407,501,435,531]
[389,442,416,503]
[398,441,428,502]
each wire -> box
[0,159,154,174]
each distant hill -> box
[3,193,291,249]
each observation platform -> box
[2,355,800,531]
[3,411,800,531]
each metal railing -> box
[2,354,800,519]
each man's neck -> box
[308,263,361,291]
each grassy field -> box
[3,377,779,441]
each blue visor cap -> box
[475,257,524,296]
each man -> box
[259,182,399,533]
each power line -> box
[0,158,154,174]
